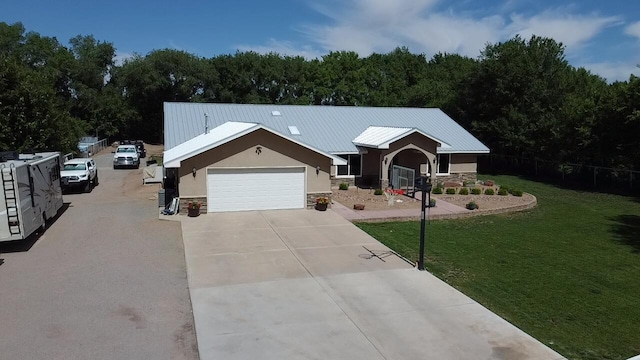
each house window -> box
[337,154,362,177]
[437,154,450,175]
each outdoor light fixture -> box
[192,167,197,178]
[316,165,320,175]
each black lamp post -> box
[416,176,432,271]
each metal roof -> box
[352,126,450,149]
[164,122,257,168]
[163,103,490,154]
[164,121,347,168]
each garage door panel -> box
[208,168,305,212]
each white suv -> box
[61,158,98,193]
[113,145,140,169]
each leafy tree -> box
[68,35,123,138]
[0,22,83,153]
[409,53,478,121]
[465,36,572,158]
[314,51,368,106]
[117,49,205,141]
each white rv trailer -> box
[0,151,64,242]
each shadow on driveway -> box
[609,214,640,253]
[0,203,70,254]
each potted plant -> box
[315,197,329,211]
[187,201,201,217]
[466,201,479,210]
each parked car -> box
[134,140,146,158]
[61,158,98,193]
[113,144,140,169]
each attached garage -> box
[163,121,346,214]
[207,167,305,212]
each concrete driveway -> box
[181,209,564,360]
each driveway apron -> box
[181,209,564,360]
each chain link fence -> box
[479,154,640,194]
[78,137,109,158]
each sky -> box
[1,0,639,82]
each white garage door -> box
[207,167,305,212]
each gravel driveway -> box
[0,150,198,360]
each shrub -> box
[471,188,481,195]
[498,188,509,196]
[432,187,443,194]
[510,189,523,197]
[466,201,479,210]
[373,188,384,195]
[429,198,436,207]
[339,182,349,190]
[459,187,469,195]
[484,188,495,195]
[445,188,457,195]
[499,186,510,193]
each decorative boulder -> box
[444,181,462,188]
[353,204,365,210]
[484,180,495,187]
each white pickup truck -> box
[61,158,98,193]
[113,144,140,169]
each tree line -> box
[1,21,638,171]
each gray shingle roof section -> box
[163,103,489,154]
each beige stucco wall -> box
[178,129,332,196]
[380,133,438,186]
[450,154,478,173]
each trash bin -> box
[158,189,165,207]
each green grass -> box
[357,175,640,360]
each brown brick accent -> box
[179,196,207,215]
[331,177,355,188]
[307,192,331,209]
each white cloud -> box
[298,1,620,58]
[236,39,323,59]
[580,61,640,83]
[114,51,134,66]
[238,0,630,81]
[506,10,620,49]
[625,21,640,40]
[400,14,504,57]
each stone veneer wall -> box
[307,192,332,209]
[331,177,355,188]
[435,173,477,184]
[179,195,330,212]
[179,196,207,215]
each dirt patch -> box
[332,187,534,212]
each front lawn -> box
[357,175,640,360]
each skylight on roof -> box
[288,126,300,135]
[271,110,281,116]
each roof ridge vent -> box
[271,110,281,116]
